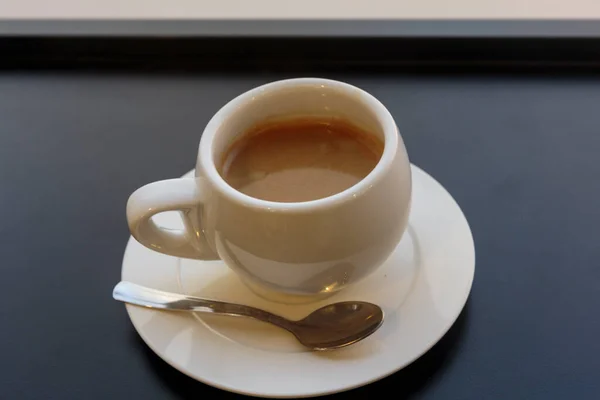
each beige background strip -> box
[1,0,600,19]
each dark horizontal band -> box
[2,19,600,70]
[1,19,600,38]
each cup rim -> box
[198,78,400,211]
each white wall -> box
[1,0,600,19]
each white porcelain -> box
[126,78,412,300]
[122,165,475,398]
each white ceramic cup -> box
[127,78,412,302]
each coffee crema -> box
[219,117,384,203]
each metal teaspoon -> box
[113,281,383,351]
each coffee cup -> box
[126,78,411,302]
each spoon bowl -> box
[291,302,384,350]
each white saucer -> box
[121,164,475,398]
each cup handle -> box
[126,178,219,260]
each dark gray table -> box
[1,72,599,399]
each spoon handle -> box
[113,281,293,330]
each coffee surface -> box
[220,117,384,202]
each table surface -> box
[1,71,599,399]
